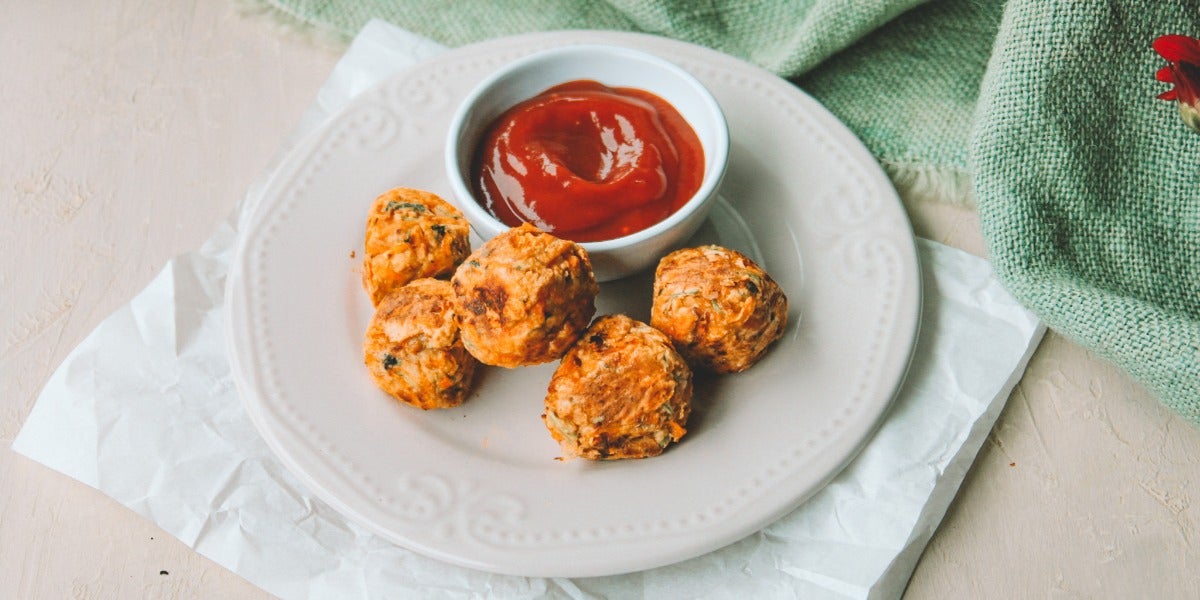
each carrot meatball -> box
[363,278,477,409]
[362,187,471,306]
[543,314,692,460]
[451,223,598,367]
[651,245,788,373]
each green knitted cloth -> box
[975,1,1200,422]
[253,0,1200,424]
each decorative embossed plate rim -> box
[226,31,920,578]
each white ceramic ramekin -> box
[444,43,729,281]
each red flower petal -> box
[1157,66,1176,82]
[1153,34,1200,64]
[1159,89,1179,101]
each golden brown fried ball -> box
[543,314,692,460]
[451,223,598,367]
[362,187,471,306]
[651,245,788,373]
[363,278,477,410]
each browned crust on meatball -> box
[363,278,477,409]
[451,223,599,367]
[650,245,788,373]
[543,314,692,460]
[362,188,471,306]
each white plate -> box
[226,31,920,578]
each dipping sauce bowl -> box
[445,44,729,281]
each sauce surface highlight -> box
[471,80,704,242]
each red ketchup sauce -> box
[470,80,704,242]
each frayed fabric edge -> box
[882,161,975,207]
[232,0,353,49]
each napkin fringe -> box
[234,0,351,48]
[883,161,975,207]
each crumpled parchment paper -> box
[13,20,1045,600]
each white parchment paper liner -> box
[14,20,1045,600]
